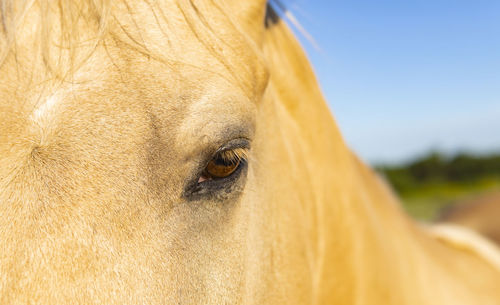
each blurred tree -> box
[376,152,500,194]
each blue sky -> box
[277,0,500,164]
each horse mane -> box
[0,0,110,43]
[0,0,278,89]
[427,224,500,272]
[0,0,283,59]
[0,0,111,74]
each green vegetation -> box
[376,152,500,221]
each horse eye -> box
[198,148,248,183]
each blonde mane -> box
[0,0,266,89]
[427,224,500,271]
[0,0,110,73]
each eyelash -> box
[182,141,250,200]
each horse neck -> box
[262,20,420,302]
[262,18,500,305]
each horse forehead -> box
[108,0,269,101]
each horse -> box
[438,191,500,246]
[1,1,499,304]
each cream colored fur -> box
[1,1,500,304]
[427,224,500,271]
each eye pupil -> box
[213,155,236,166]
[205,157,240,178]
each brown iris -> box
[199,148,248,182]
